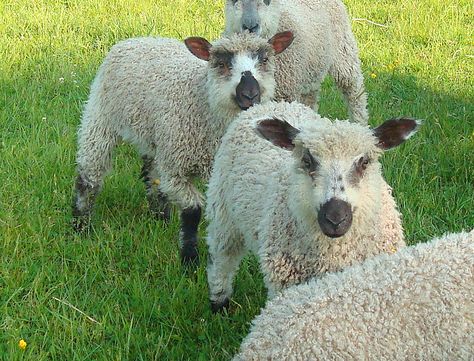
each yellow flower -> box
[18,339,27,350]
[370,73,377,79]
[153,179,161,186]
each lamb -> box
[72,31,295,265]
[206,101,420,312]
[233,230,474,360]
[224,0,369,124]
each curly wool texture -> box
[206,101,404,301]
[234,230,474,361]
[225,0,369,123]
[76,33,277,210]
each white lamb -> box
[224,0,369,124]
[72,31,294,265]
[206,101,420,311]
[234,230,474,360]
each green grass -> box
[0,0,473,359]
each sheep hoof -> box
[180,243,199,266]
[72,215,91,233]
[210,298,230,313]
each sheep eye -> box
[302,149,318,176]
[261,57,269,64]
[355,155,370,174]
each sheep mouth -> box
[236,96,260,110]
[319,222,352,238]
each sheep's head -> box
[256,117,421,238]
[184,31,293,116]
[224,0,281,38]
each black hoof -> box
[180,243,199,266]
[72,215,91,233]
[211,298,230,313]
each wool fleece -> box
[234,229,474,360]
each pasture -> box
[0,0,472,359]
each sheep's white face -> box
[291,137,381,238]
[224,0,281,38]
[256,118,420,238]
[184,32,294,120]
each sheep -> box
[223,0,369,124]
[71,31,295,265]
[206,101,420,312]
[233,229,474,360]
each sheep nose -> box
[318,198,353,238]
[242,23,260,34]
[235,71,261,110]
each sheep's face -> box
[184,32,293,116]
[224,0,281,38]
[256,117,420,238]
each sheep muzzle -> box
[318,198,353,238]
[235,71,261,110]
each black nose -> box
[318,198,353,238]
[235,71,261,110]
[243,24,260,33]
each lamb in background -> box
[206,101,420,312]
[224,0,369,124]
[234,229,474,360]
[72,31,294,265]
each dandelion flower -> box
[370,73,377,79]
[18,339,27,350]
[153,179,161,186]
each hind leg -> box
[330,46,368,125]
[72,121,118,232]
[141,155,171,222]
[158,173,204,265]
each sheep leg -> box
[330,57,368,125]
[72,123,118,232]
[179,206,201,266]
[157,173,204,265]
[141,155,171,222]
[207,225,245,312]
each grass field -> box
[0,0,473,359]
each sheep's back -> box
[234,230,474,360]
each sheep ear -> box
[256,117,300,150]
[268,31,294,55]
[184,37,212,61]
[373,117,421,150]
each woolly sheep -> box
[206,101,420,311]
[234,229,474,360]
[224,0,369,124]
[72,31,294,265]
